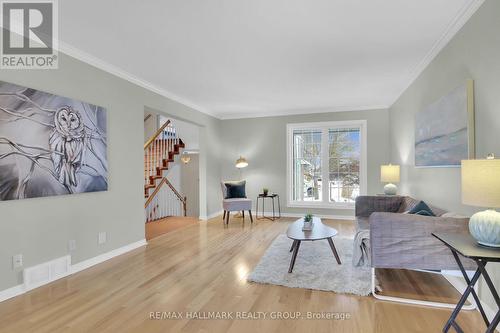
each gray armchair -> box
[221,181,253,225]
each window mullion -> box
[321,128,329,204]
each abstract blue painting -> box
[415,81,474,167]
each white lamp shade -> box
[462,159,500,208]
[235,156,248,168]
[380,164,400,183]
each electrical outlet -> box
[68,240,76,252]
[98,232,107,245]
[12,254,23,269]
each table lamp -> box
[380,164,400,195]
[462,155,500,247]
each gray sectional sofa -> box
[354,195,475,271]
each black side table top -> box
[432,232,500,261]
[258,193,279,197]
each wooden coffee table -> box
[286,217,341,273]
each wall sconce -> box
[181,151,191,164]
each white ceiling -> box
[59,0,483,119]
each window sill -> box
[287,202,355,210]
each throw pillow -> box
[224,181,246,199]
[408,201,435,216]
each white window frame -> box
[286,120,367,209]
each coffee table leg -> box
[288,240,301,273]
[289,240,296,252]
[327,238,341,264]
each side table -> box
[256,194,281,221]
[433,232,500,333]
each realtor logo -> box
[1,0,58,69]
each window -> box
[287,121,367,208]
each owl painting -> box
[49,106,86,188]
[0,80,107,201]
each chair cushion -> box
[224,180,246,199]
[223,198,252,211]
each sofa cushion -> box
[408,201,435,216]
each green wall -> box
[389,0,499,315]
[220,108,390,217]
[0,50,223,291]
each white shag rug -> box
[248,234,372,296]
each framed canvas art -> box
[0,80,108,200]
[415,80,475,167]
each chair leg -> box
[223,210,226,220]
[249,210,253,223]
[242,210,245,219]
[225,211,230,225]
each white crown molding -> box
[56,0,483,121]
[59,41,389,120]
[390,0,485,107]
[219,104,389,120]
[57,41,217,118]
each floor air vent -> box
[23,255,71,291]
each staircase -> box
[144,119,187,222]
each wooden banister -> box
[145,177,187,216]
[144,118,186,220]
[144,119,171,150]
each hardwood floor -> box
[146,216,200,240]
[0,216,485,333]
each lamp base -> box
[469,210,500,248]
[383,183,398,195]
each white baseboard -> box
[259,211,355,221]
[71,239,147,274]
[0,284,25,303]
[200,210,224,221]
[201,210,355,221]
[0,239,147,303]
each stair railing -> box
[144,119,186,222]
[145,177,187,222]
[144,120,179,186]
